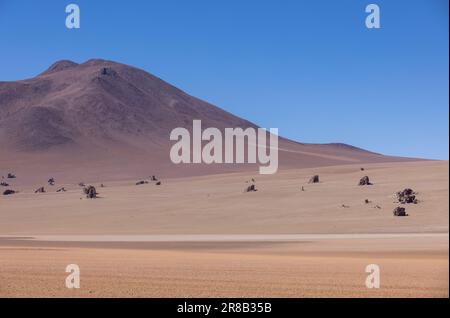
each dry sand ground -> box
[0,161,448,297]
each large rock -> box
[396,188,418,204]
[3,189,16,195]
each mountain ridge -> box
[0,59,417,181]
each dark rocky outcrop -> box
[396,188,418,204]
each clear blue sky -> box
[0,0,448,159]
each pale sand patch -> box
[0,235,447,297]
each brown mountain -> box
[0,59,414,183]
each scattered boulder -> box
[396,188,418,204]
[360,167,365,171]
[393,206,408,217]
[3,189,15,195]
[34,187,45,193]
[136,181,149,186]
[48,178,55,186]
[7,173,16,179]
[358,176,372,186]
[155,181,161,186]
[56,187,67,192]
[364,199,371,204]
[245,184,257,192]
[0,182,9,187]
[83,186,97,199]
[308,175,319,184]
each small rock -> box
[34,187,45,194]
[308,175,320,184]
[393,207,408,216]
[358,176,372,186]
[83,186,97,199]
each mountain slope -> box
[0,59,416,183]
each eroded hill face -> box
[0,59,255,151]
[0,59,414,182]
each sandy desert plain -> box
[0,160,448,298]
[0,60,448,298]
